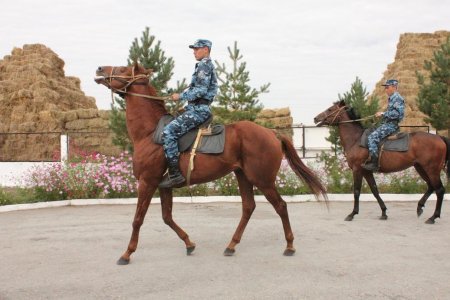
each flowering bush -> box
[5,151,448,205]
[21,151,137,200]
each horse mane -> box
[345,106,364,128]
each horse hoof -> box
[425,218,435,224]
[186,245,196,255]
[379,215,388,220]
[345,215,353,221]
[283,248,296,256]
[223,248,235,256]
[417,210,423,217]
[117,257,130,265]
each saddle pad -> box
[153,114,225,154]
[360,128,409,152]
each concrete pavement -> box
[0,201,449,299]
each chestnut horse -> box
[314,100,450,224]
[95,63,327,265]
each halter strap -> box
[105,67,170,102]
[323,105,375,124]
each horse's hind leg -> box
[418,164,445,224]
[363,171,388,220]
[159,187,196,255]
[224,169,256,256]
[258,184,295,256]
[426,180,445,224]
[414,164,434,217]
[118,179,156,265]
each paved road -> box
[1,201,449,299]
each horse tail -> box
[441,136,450,178]
[279,135,328,203]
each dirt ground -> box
[1,200,449,299]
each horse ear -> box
[144,68,153,75]
[339,100,346,106]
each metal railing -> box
[0,125,432,162]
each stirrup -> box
[159,173,185,188]
[361,156,379,171]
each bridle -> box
[320,104,375,125]
[319,105,349,125]
[101,67,170,102]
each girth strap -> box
[186,126,213,187]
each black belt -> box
[191,98,210,105]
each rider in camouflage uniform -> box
[362,79,405,171]
[159,39,218,188]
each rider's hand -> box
[171,93,180,101]
[375,112,384,118]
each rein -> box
[323,105,375,124]
[338,115,376,124]
[101,67,170,103]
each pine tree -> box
[213,41,270,124]
[327,77,380,153]
[416,37,450,131]
[109,27,187,151]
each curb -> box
[1,194,448,213]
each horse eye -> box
[120,67,127,73]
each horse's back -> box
[227,120,280,149]
[409,131,447,163]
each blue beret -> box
[189,39,212,49]
[382,79,398,86]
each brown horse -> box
[95,63,327,265]
[314,100,450,224]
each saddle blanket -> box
[360,128,409,152]
[153,114,225,154]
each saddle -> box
[360,128,410,152]
[153,114,226,187]
[153,114,225,154]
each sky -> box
[1,0,449,125]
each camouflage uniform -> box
[367,91,405,158]
[162,40,218,165]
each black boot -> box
[362,155,379,172]
[159,161,185,188]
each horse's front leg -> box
[363,171,387,220]
[159,187,196,255]
[118,179,157,265]
[346,171,363,221]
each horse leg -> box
[118,180,156,265]
[426,182,445,225]
[258,184,295,256]
[224,169,256,256]
[363,172,388,220]
[414,164,434,217]
[159,187,196,255]
[345,172,363,221]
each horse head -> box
[95,62,153,94]
[314,100,348,126]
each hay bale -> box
[274,107,291,117]
[98,110,110,120]
[77,108,99,119]
[257,109,276,118]
[270,116,293,128]
[65,119,87,130]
